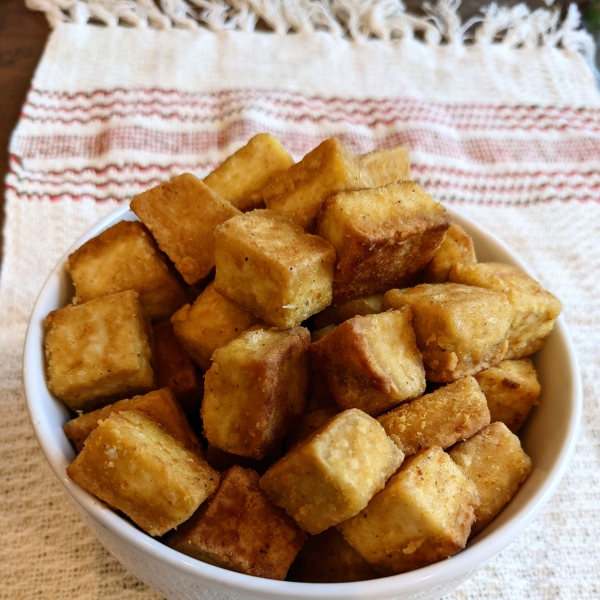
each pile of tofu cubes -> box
[44,133,561,582]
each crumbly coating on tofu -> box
[259,408,404,534]
[474,359,541,433]
[130,173,241,285]
[316,182,450,303]
[312,294,383,330]
[45,290,155,412]
[449,422,532,535]
[263,137,372,231]
[202,325,310,460]
[204,133,294,212]
[170,282,260,371]
[214,209,335,329]
[309,308,426,416]
[358,146,411,187]
[383,283,513,382]
[67,220,191,322]
[337,446,479,575]
[166,466,306,580]
[377,376,490,455]
[287,527,380,583]
[422,221,477,284]
[450,262,562,359]
[66,410,219,537]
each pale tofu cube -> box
[312,294,383,330]
[316,182,450,303]
[66,220,191,322]
[383,283,513,382]
[67,410,219,536]
[449,422,532,535]
[309,308,426,416]
[288,527,380,583]
[422,221,477,283]
[166,466,306,580]
[214,209,335,329]
[204,133,294,212]
[377,376,490,455]
[338,446,479,575]
[202,325,310,460]
[45,290,155,412]
[259,408,404,534]
[358,146,411,187]
[170,282,260,371]
[474,359,541,432]
[263,137,372,231]
[130,173,241,285]
[450,262,562,359]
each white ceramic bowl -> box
[24,205,582,600]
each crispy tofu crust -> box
[312,294,383,330]
[130,173,241,285]
[316,182,450,303]
[204,134,294,212]
[167,466,306,580]
[358,146,411,187]
[45,290,155,412]
[67,410,219,537]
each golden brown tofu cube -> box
[66,220,191,322]
[171,282,260,371]
[288,527,380,583]
[450,262,562,359]
[45,290,155,412]
[214,209,335,329]
[309,308,426,416]
[377,376,490,455]
[259,409,404,534]
[422,221,477,284]
[312,294,383,330]
[474,359,541,432]
[449,422,532,535]
[167,466,306,580]
[204,134,294,212]
[130,173,241,285]
[316,182,450,303]
[383,283,513,382]
[202,325,310,460]
[338,446,479,575]
[283,406,340,452]
[358,146,411,187]
[263,137,372,231]
[67,410,218,537]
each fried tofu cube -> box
[422,221,477,283]
[449,422,532,535]
[214,209,335,329]
[309,308,426,416]
[167,466,306,579]
[288,527,380,583]
[204,134,294,212]
[474,359,541,433]
[450,262,562,359]
[283,406,340,452]
[316,182,450,303]
[66,221,191,322]
[377,376,490,455]
[202,325,310,460]
[312,294,383,330]
[383,283,513,382]
[263,137,372,231]
[45,290,155,412]
[171,282,260,371]
[358,146,411,187]
[130,173,241,285]
[63,388,202,456]
[259,409,404,534]
[338,446,479,575]
[67,410,219,537]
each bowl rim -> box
[23,204,583,599]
